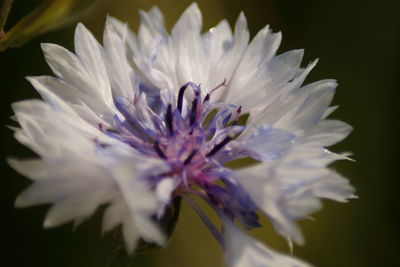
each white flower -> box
[8,3,356,266]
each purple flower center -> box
[99,81,260,228]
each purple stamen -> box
[106,80,262,234]
[209,78,227,94]
[206,136,232,157]
[184,196,224,247]
[203,79,227,104]
[222,114,232,126]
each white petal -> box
[312,172,357,202]
[214,12,250,101]
[40,43,116,123]
[102,199,125,233]
[13,160,114,208]
[224,27,284,108]
[41,43,92,90]
[155,177,179,217]
[238,125,295,161]
[103,16,139,62]
[74,23,112,103]
[103,17,136,100]
[8,158,60,181]
[303,119,353,146]
[43,192,105,228]
[241,61,320,136]
[110,154,163,211]
[27,76,115,125]
[156,178,178,204]
[172,3,207,86]
[171,3,202,40]
[274,79,336,131]
[234,165,304,244]
[108,148,169,247]
[138,7,167,45]
[122,214,141,253]
[132,37,173,91]
[224,219,312,267]
[204,19,233,62]
[27,76,75,113]
[13,159,117,228]
[133,212,165,245]
[322,105,339,119]
[11,100,100,157]
[234,143,353,244]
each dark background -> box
[1,0,399,266]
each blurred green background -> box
[0,0,399,266]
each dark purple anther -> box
[165,104,174,135]
[154,141,167,159]
[232,106,242,125]
[98,122,105,132]
[92,138,109,148]
[177,83,189,113]
[203,94,210,103]
[206,136,232,157]
[190,97,198,126]
[237,106,242,115]
[183,149,197,165]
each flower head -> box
[9,3,355,266]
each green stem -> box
[0,0,14,32]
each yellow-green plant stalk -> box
[0,0,107,51]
